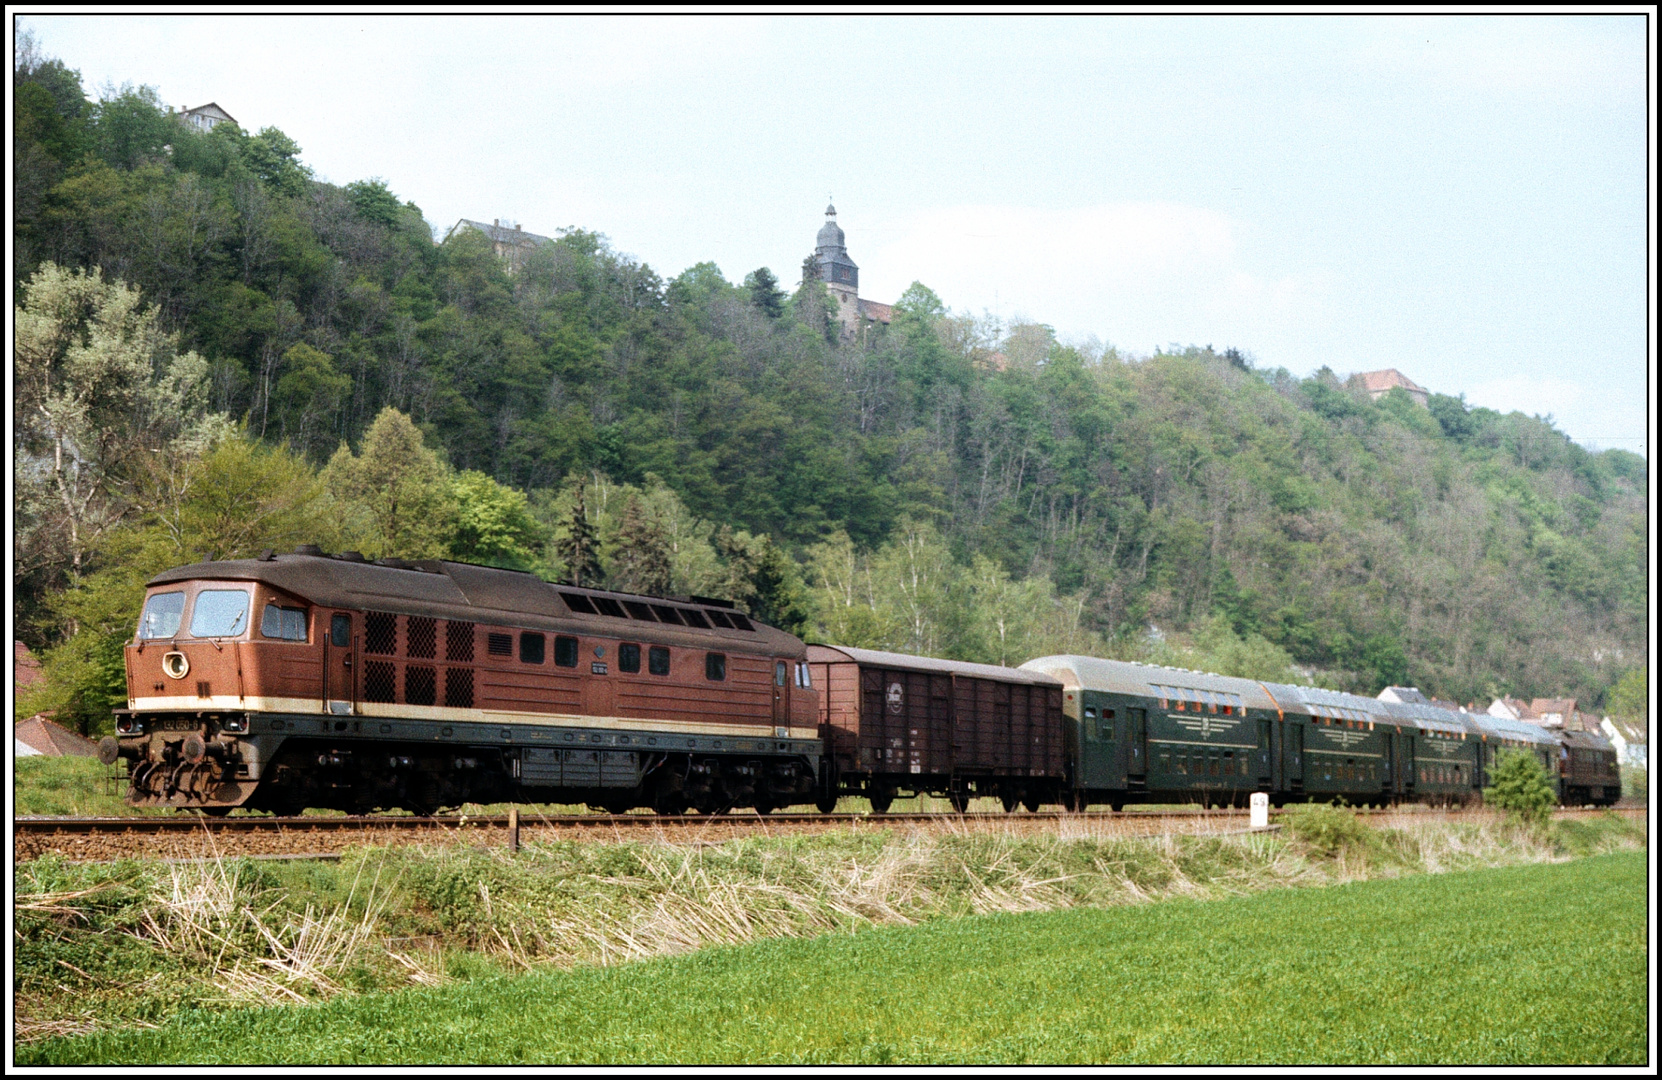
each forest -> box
[14,36,1649,736]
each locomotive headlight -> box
[220,715,248,733]
[162,651,190,679]
[116,716,143,735]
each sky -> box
[18,13,1654,456]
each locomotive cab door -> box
[325,611,356,715]
[772,660,790,735]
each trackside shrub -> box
[1484,749,1557,828]
[1281,801,1372,858]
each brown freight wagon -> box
[806,644,1066,813]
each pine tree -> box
[555,477,603,587]
[611,494,673,596]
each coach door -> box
[1402,734,1417,796]
[1285,721,1304,787]
[1257,719,1274,788]
[1124,707,1147,784]
[325,611,356,715]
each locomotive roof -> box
[807,645,1062,687]
[146,552,805,654]
[1019,655,1279,711]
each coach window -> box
[619,643,641,673]
[261,603,308,641]
[520,632,545,665]
[648,646,671,676]
[554,635,579,668]
[706,652,727,681]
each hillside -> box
[13,54,1648,733]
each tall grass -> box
[13,810,1646,1044]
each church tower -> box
[814,202,862,331]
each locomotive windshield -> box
[137,591,185,639]
[188,589,251,638]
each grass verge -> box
[19,852,1647,1064]
[14,808,1644,1051]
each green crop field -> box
[22,851,1645,1065]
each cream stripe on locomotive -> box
[126,695,812,739]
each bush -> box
[1282,800,1372,858]
[1483,749,1557,827]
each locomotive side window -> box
[554,635,578,667]
[706,652,727,681]
[138,591,186,639]
[261,604,308,641]
[648,646,670,675]
[619,643,641,672]
[189,590,251,638]
[520,632,545,664]
[331,613,351,647]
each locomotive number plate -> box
[152,718,202,731]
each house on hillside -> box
[1487,696,1531,722]
[15,715,98,757]
[1350,368,1429,407]
[806,203,894,336]
[444,219,553,273]
[176,102,237,133]
[1379,686,1429,705]
[1599,717,1647,769]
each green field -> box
[21,851,1646,1065]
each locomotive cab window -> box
[520,632,545,665]
[189,589,250,638]
[554,635,579,668]
[705,652,726,681]
[775,661,788,687]
[261,604,308,641]
[795,662,812,688]
[619,643,641,673]
[330,613,351,647]
[648,646,671,676]
[138,591,186,639]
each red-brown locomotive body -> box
[108,549,821,814]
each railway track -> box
[14,805,1644,864]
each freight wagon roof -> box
[147,553,805,653]
[1019,655,1278,711]
[1458,712,1558,746]
[808,645,1061,687]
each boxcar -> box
[806,645,1065,813]
[106,548,822,815]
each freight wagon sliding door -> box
[861,667,952,778]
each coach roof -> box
[146,552,805,653]
[1019,655,1279,711]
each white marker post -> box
[1250,791,1269,829]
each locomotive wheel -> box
[753,801,774,816]
[816,793,839,814]
[196,806,232,817]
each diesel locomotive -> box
[102,548,1623,814]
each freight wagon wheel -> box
[949,790,970,815]
[1001,792,1020,814]
[868,786,895,815]
[1022,795,1042,813]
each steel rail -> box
[14,803,1643,837]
